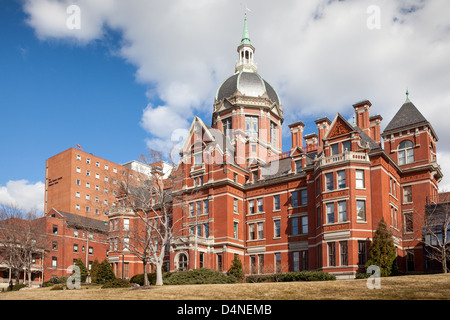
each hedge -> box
[130,268,237,286]
[245,271,336,283]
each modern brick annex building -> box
[107,16,443,280]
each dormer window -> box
[193,152,203,166]
[398,140,414,165]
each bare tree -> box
[422,202,450,273]
[0,204,47,286]
[402,200,450,273]
[111,149,186,286]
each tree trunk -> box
[442,252,448,274]
[143,260,150,287]
[155,262,163,286]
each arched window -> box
[398,140,414,165]
[177,253,188,271]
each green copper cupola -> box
[236,14,257,73]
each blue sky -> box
[1,0,450,211]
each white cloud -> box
[0,180,45,213]
[22,0,450,182]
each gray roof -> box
[384,101,428,133]
[261,157,292,180]
[354,126,381,151]
[54,210,108,233]
[216,71,280,105]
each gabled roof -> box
[383,101,429,133]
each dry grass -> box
[1,273,449,300]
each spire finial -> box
[240,7,252,46]
[405,88,411,103]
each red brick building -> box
[163,17,443,279]
[43,208,109,282]
[41,17,444,281]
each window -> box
[73,244,78,253]
[274,219,281,238]
[95,185,99,191]
[76,167,81,173]
[85,194,90,200]
[291,217,298,235]
[204,223,209,238]
[356,170,365,188]
[85,206,90,213]
[358,241,367,265]
[95,161,100,167]
[74,230,78,238]
[203,200,209,215]
[193,152,203,166]
[189,203,194,216]
[293,252,300,272]
[326,203,334,223]
[234,222,238,239]
[342,140,351,152]
[291,192,298,207]
[403,186,412,203]
[295,160,302,174]
[302,251,308,271]
[86,182,90,188]
[86,158,91,164]
[340,241,348,266]
[223,118,232,140]
[257,222,264,239]
[75,204,80,210]
[105,164,109,170]
[274,195,280,211]
[300,190,308,206]
[76,192,80,198]
[86,170,90,176]
[301,216,308,234]
[328,242,336,267]
[317,206,321,226]
[95,173,99,179]
[249,200,255,214]
[337,170,346,189]
[338,201,347,222]
[52,225,58,235]
[245,116,259,138]
[398,140,414,165]
[234,198,238,213]
[76,155,81,161]
[331,143,339,155]
[52,242,58,250]
[196,201,201,215]
[257,198,263,212]
[76,179,80,185]
[325,173,334,191]
[123,218,129,231]
[270,122,278,147]
[405,213,413,233]
[275,253,282,273]
[249,224,255,240]
[357,200,366,221]
[52,257,57,268]
[88,247,93,254]
[233,172,238,183]
[217,254,223,272]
